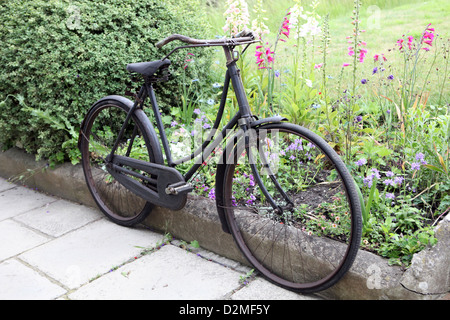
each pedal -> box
[165,182,193,195]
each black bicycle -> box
[78,30,362,293]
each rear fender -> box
[78,95,164,165]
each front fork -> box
[240,123,294,215]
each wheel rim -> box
[222,126,361,292]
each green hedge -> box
[0,0,213,165]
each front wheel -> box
[220,122,362,293]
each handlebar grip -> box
[155,34,205,48]
[233,28,255,39]
[155,39,165,49]
[155,35,177,49]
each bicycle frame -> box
[107,43,287,211]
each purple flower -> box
[355,115,363,122]
[386,193,395,200]
[372,67,378,75]
[287,141,302,152]
[361,79,368,84]
[246,194,256,205]
[415,152,427,165]
[415,152,425,161]
[208,188,215,200]
[411,162,421,171]
[394,176,404,185]
[363,168,380,188]
[388,75,394,80]
[249,176,255,187]
[363,176,373,188]
[385,171,394,177]
[202,123,211,129]
[355,158,367,166]
[171,120,178,127]
[370,168,381,179]
[383,179,393,186]
[193,108,201,115]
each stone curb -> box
[1,147,448,300]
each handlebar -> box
[155,29,258,49]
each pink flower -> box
[280,16,290,39]
[374,54,380,62]
[397,39,404,50]
[359,48,368,63]
[343,63,350,67]
[422,31,434,47]
[423,31,434,40]
[407,36,414,50]
[255,46,274,69]
[421,25,435,47]
[314,63,323,69]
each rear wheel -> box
[80,99,158,226]
[220,122,362,293]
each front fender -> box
[249,115,287,128]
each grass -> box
[203,0,449,104]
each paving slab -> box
[0,186,57,221]
[18,219,165,289]
[230,278,320,300]
[0,219,51,261]
[0,179,15,192]
[14,199,102,237]
[0,259,65,300]
[69,244,243,300]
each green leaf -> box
[190,240,200,248]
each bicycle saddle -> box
[126,59,171,77]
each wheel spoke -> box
[80,102,154,226]
[222,123,361,293]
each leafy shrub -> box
[0,0,213,164]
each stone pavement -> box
[0,177,321,300]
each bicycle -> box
[78,30,362,294]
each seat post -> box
[145,82,174,166]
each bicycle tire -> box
[80,98,160,227]
[219,122,362,293]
